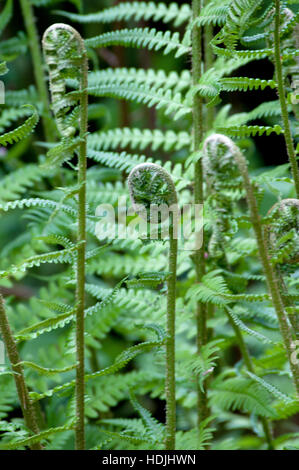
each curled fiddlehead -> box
[266,198,299,332]
[42,24,88,450]
[202,133,299,396]
[128,162,178,223]
[202,134,241,259]
[42,23,88,154]
[128,163,178,450]
[203,134,275,448]
[266,198,299,268]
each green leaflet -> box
[0,243,82,279]
[85,27,190,58]
[29,325,166,402]
[55,2,191,27]
[0,422,75,450]
[0,106,39,146]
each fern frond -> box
[85,28,190,58]
[0,106,35,133]
[210,377,276,417]
[220,77,277,92]
[0,422,75,450]
[0,106,39,146]
[0,198,77,217]
[195,1,229,26]
[246,100,285,121]
[0,32,27,61]
[0,243,81,279]
[245,372,293,404]
[0,165,47,202]
[30,326,166,401]
[227,308,275,345]
[88,128,190,153]
[0,0,12,36]
[86,82,190,120]
[15,308,77,343]
[4,86,38,107]
[176,419,215,450]
[18,361,76,376]
[129,392,164,443]
[221,0,263,50]
[55,2,191,27]
[87,68,191,94]
[216,124,283,138]
[0,61,8,75]
[42,136,82,169]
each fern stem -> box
[192,0,209,426]
[273,0,299,197]
[203,1,214,131]
[75,38,88,452]
[127,163,178,449]
[234,150,299,396]
[165,222,178,450]
[0,294,43,450]
[19,0,55,142]
[226,310,274,450]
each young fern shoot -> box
[191,0,209,426]
[42,24,88,449]
[203,134,299,396]
[128,163,178,450]
[0,294,42,450]
[266,198,299,333]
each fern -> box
[0,106,39,146]
[88,128,191,152]
[85,28,190,58]
[210,377,277,418]
[56,2,192,27]
[0,0,298,452]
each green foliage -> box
[85,28,190,58]
[56,2,192,27]
[0,0,298,452]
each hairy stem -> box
[204,1,214,131]
[75,43,88,451]
[165,222,178,450]
[226,310,274,450]
[0,294,42,450]
[192,0,209,425]
[273,0,299,197]
[234,151,299,395]
[19,0,56,142]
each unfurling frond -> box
[42,23,88,138]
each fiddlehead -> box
[128,163,178,450]
[203,133,299,396]
[203,133,274,448]
[128,162,178,221]
[42,23,87,139]
[266,198,299,268]
[266,198,299,332]
[203,134,241,260]
[42,24,88,450]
